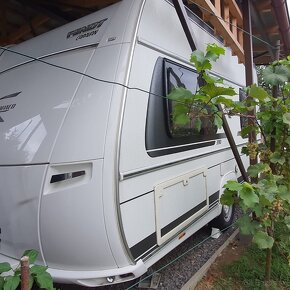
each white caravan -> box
[0,0,249,287]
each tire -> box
[210,204,235,230]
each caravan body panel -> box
[0,165,47,262]
[0,0,250,287]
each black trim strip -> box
[237,175,244,183]
[130,232,157,259]
[147,141,216,157]
[209,190,219,205]
[161,200,207,237]
[209,200,219,209]
[133,201,221,262]
[120,191,153,205]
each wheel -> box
[210,204,235,229]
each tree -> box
[168,44,290,284]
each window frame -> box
[145,57,226,157]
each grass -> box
[214,223,290,290]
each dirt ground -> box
[195,234,251,290]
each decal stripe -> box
[161,200,207,237]
[130,232,157,259]
[0,92,21,101]
[237,175,244,183]
[129,199,220,260]
[209,190,219,205]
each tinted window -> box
[165,61,217,139]
[145,58,225,157]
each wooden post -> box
[242,0,257,171]
[21,256,29,290]
[214,0,221,16]
[232,17,238,39]
[224,5,230,28]
[238,29,243,48]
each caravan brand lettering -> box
[0,92,20,122]
[66,19,108,40]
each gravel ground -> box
[56,208,242,290]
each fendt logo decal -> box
[66,18,107,41]
[0,92,21,122]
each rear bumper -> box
[0,253,147,287]
[50,260,147,287]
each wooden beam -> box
[238,28,243,48]
[224,0,243,25]
[15,0,73,24]
[255,0,271,12]
[214,0,221,16]
[253,25,279,35]
[253,44,271,52]
[0,0,8,44]
[224,5,230,28]
[7,15,49,44]
[254,55,273,65]
[190,0,244,63]
[232,17,237,38]
[56,0,119,8]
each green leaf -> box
[248,84,269,101]
[215,96,234,107]
[279,186,290,203]
[0,263,11,274]
[3,276,20,290]
[255,179,277,201]
[240,125,256,138]
[252,231,274,249]
[252,204,263,217]
[237,215,260,235]
[29,276,34,290]
[241,146,249,155]
[223,180,243,191]
[34,272,54,290]
[259,195,272,206]
[214,112,223,129]
[286,136,290,145]
[0,277,4,290]
[14,268,20,276]
[174,114,190,125]
[205,43,225,61]
[247,163,268,177]
[168,87,193,101]
[22,250,39,265]
[263,65,290,85]
[202,74,223,84]
[270,152,285,165]
[190,50,211,72]
[282,112,290,125]
[194,118,202,132]
[30,265,48,275]
[285,216,290,231]
[220,189,235,205]
[193,94,211,102]
[240,182,259,208]
[201,84,236,98]
[257,111,272,121]
[283,82,290,94]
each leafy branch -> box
[0,250,57,290]
[168,44,290,283]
